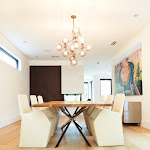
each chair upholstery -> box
[18,95,54,148]
[42,107,58,136]
[83,107,95,134]
[112,93,125,116]
[85,95,112,134]
[18,95,31,115]
[88,94,125,147]
[51,107,60,131]
[83,96,106,134]
[38,95,60,133]
[30,95,40,111]
[100,96,106,102]
[37,95,48,110]
[83,107,94,125]
[104,95,113,110]
[37,95,44,104]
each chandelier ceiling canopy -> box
[57,15,91,66]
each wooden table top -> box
[32,101,113,107]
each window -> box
[82,82,89,101]
[100,79,112,96]
[0,47,19,69]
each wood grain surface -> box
[30,66,64,102]
[32,101,113,107]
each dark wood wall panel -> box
[30,66,64,102]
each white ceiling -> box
[0,0,150,77]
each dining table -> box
[32,101,113,148]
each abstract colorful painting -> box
[115,43,142,96]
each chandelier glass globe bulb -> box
[71,58,78,66]
[62,37,68,44]
[63,50,69,57]
[72,27,80,34]
[86,45,91,51]
[79,50,86,57]
[57,44,62,50]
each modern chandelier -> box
[57,15,91,66]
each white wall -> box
[61,65,84,94]
[112,23,150,129]
[0,33,29,128]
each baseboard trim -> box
[141,120,150,129]
[0,115,21,128]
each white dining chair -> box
[18,95,31,115]
[89,93,125,147]
[99,96,106,109]
[104,95,113,110]
[30,95,40,111]
[37,95,60,132]
[83,106,94,134]
[37,95,44,104]
[83,95,106,134]
[100,96,106,102]
[18,95,54,148]
[112,94,125,116]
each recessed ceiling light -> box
[111,41,117,45]
[134,14,140,17]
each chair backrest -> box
[104,95,113,110]
[18,95,31,115]
[30,95,38,105]
[30,95,39,110]
[100,96,106,103]
[37,95,44,104]
[112,94,125,115]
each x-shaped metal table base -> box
[55,107,91,148]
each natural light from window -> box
[100,79,112,96]
[0,47,19,69]
[64,95,80,101]
[82,82,89,101]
